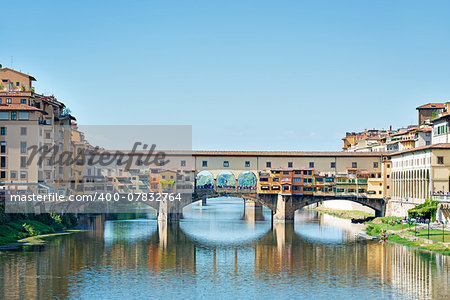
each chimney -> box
[389,125,392,131]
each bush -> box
[408,199,438,221]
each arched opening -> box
[196,170,214,189]
[216,171,236,189]
[237,171,257,190]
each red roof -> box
[0,103,44,112]
[391,143,450,155]
[416,103,445,109]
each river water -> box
[0,198,449,299]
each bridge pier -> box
[198,197,207,206]
[157,200,182,222]
[273,194,295,222]
[243,199,264,221]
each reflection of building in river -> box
[389,245,433,299]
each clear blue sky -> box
[1,0,449,151]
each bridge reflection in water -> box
[0,203,449,299]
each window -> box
[283,171,289,175]
[387,164,390,168]
[16,82,20,87]
[10,171,17,179]
[309,162,314,168]
[20,99,26,104]
[18,112,29,120]
[45,132,51,139]
[21,156,27,168]
[294,170,301,174]
[181,160,186,167]
[20,171,27,180]
[373,162,378,168]
[1,127,6,135]
[288,162,293,168]
[352,162,357,168]
[0,156,5,168]
[330,162,336,168]
[272,178,279,182]
[426,141,431,145]
[266,162,271,168]
[223,161,229,167]
[0,141,5,154]
[6,98,11,104]
[0,171,5,179]
[438,156,444,165]
[0,112,8,120]
[387,174,390,178]
[245,161,250,167]
[260,178,269,182]
[11,112,16,120]
[202,161,208,167]
[20,127,27,136]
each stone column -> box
[273,194,295,222]
[243,199,264,222]
[157,200,182,222]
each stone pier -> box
[273,194,295,222]
[243,199,264,222]
[157,200,182,222]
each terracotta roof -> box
[416,103,445,109]
[391,143,450,156]
[416,127,432,132]
[0,67,36,81]
[0,103,44,112]
[0,91,33,97]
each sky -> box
[1,0,450,151]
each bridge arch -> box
[237,171,257,190]
[216,171,236,189]
[196,170,214,189]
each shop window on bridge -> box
[260,178,269,182]
[202,161,208,167]
[272,178,279,182]
[261,186,270,190]
[293,186,301,190]
[282,186,290,191]
[223,161,229,167]
[266,161,271,168]
[358,189,365,193]
[245,161,250,167]
[294,170,301,175]
[271,186,280,190]
[325,177,334,182]
[283,171,289,175]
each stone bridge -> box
[152,187,386,222]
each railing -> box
[432,194,450,202]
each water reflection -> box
[0,198,449,299]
